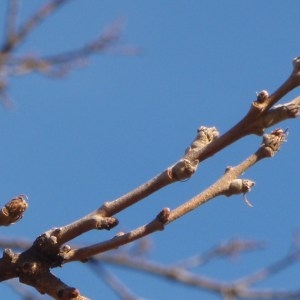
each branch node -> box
[169,159,199,181]
[259,128,288,157]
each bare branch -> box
[168,128,287,222]
[60,129,286,263]
[0,2,299,296]
[62,208,170,262]
[1,0,70,54]
[78,60,300,223]
[100,126,219,218]
[41,215,119,247]
[259,96,300,129]
[184,58,300,165]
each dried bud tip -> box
[256,90,269,103]
[115,231,125,237]
[293,56,300,70]
[156,207,170,223]
[225,166,233,173]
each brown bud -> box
[256,90,269,103]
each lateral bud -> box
[185,126,219,154]
[156,207,170,224]
[256,90,269,103]
[226,179,255,207]
[97,216,119,230]
[168,159,199,181]
[260,128,288,157]
[1,195,29,226]
[292,56,300,74]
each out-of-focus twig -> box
[6,278,46,300]
[0,1,137,106]
[8,19,128,78]
[96,249,300,299]
[175,239,265,269]
[234,249,300,288]
[4,0,20,40]
[89,259,144,300]
[1,0,70,53]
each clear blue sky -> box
[1,1,300,299]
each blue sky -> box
[1,1,300,299]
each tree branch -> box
[168,128,287,222]
[61,128,286,263]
